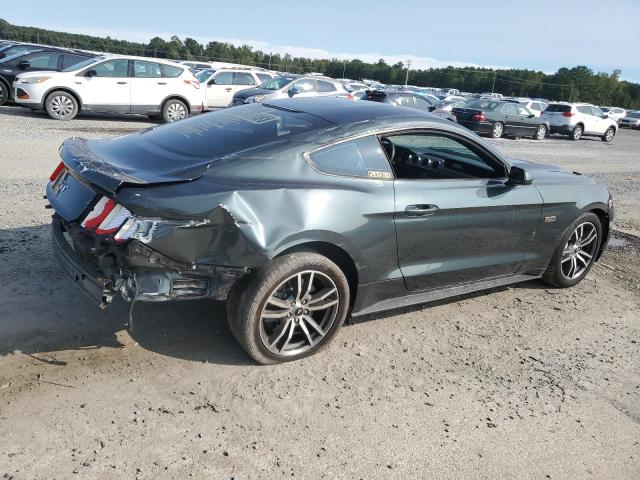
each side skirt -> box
[351,274,540,317]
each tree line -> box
[2,18,639,108]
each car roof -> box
[264,97,446,126]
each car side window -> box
[317,80,337,92]
[212,71,234,85]
[257,73,272,84]
[414,97,431,110]
[235,72,256,86]
[62,54,91,70]
[531,102,541,111]
[133,60,162,78]
[93,59,129,78]
[381,133,507,180]
[396,96,415,108]
[516,105,530,116]
[161,64,184,78]
[308,136,393,179]
[24,52,61,69]
[577,106,592,115]
[294,78,315,92]
[503,103,518,115]
[591,106,604,117]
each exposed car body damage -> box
[47,98,613,321]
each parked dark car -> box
[46,98,613,364]
[453,100,549,139]
[362,90,457,122]
[231,74,300,106]
[0,48,96,105]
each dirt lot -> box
[1,106,639,479]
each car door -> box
[204,71,234,108]
[234,71,258,98]
[576,105,597,133]
[14,51,62,73]
[590,106,608,134]
[78,59,131,113]
[290,78,316,98]
[384,130,542,291]
[515,104,537,136]
[129,60,166,113]
[501,103,520,135]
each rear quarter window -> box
[308,136,393,179]
[162,64,184,78]
[546,104,571,113]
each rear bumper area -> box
[52,215,249,307]
[457,120,493,135]
[52,216,115,307]
[549,125,573,134]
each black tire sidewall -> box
[535,125,547,140]
[0,81,8,106]
[45,91,78,120]
[228,253,350,364]
[545,212,602,288]
[571,125,583,141]
[602,127,615,142]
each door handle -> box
[157,82,167,85]
[225,88,232,91]
[117,81,127,85]
[405,204,439,217]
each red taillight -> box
[82,197,116,231]
[49,161,65,181]
[81,196,133,239]
[562,111,574,117]
[184,79,200,89]
[471,113,486,121]
[346,94,353,100]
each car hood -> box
[15,70,60,78]
[233,87,276,99]
[509,158,596,184]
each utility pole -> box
[405,59,412,86]
[268,54,272,70]
[342,60,346,79]
[491,71,497,93]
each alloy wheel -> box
[259,270,340,356]
[50,95,74,118]
[166,103,187,122]
[493,123,503,138]
[561,222,598,280]
[536,125,547,139]
[605,128,615,142]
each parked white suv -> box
[14,55,203,122]
[517,98,548,117]
[196,68,275,108]
[598,106,627,122]
[541,102,618,142]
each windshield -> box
[628,112,640,118]
[62,57,100,72]
[259,75,296,90]
[600,107,611,112]
[196,69,216,82]
[142,103,333,158]
[466,100,501,111]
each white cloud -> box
[49,25,512,71]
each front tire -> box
[601,127,615,143]
[570,124,583,141]
[534,124,547,140]
[161,99,188,123]
[45,91,78,120]
[227,252,351,364]
[491,122,504,139]
[542,212,602,288]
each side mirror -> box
[528,113,535,118]
[84,69,97,78]
[18,60,31,70]
[207,78,216,86]
[508,165,532,185]
[288,87,300,97]
[602,114,608,119]
[428,105,436,112]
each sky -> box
[5,0,640,81]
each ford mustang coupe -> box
[46,98,613,364]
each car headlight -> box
[245,95,265,104]
[20,76,51,84]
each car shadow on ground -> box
[0,104,158,125]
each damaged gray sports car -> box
[47,97,613,364]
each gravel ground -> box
[0,106,639,479]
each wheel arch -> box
[275,241,359,306]
[588,206,611,261]
[0,75,11,98]
[43,86,83,111]
[161,94,191,113]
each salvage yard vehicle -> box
[198,68,275,108]
[0,47,96,106]
[361,89,457,122]
[452,100,550,139]
[231,74,347,106]
[14,55,203,122]
[541,103,618,142]
[46,98,613,364]
[617,111,640,129]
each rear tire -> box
[161,99,188,123]
[45,91,78,120]
[0,81,9,106]
[601,127,615,143]
[227,252,350,364]
[491,122,504,139]
[534,124,547,140]
[570,124,583,141]
[542,212,602,288]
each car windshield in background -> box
[545,104,572,112]
[259,75,296,90]
[628,112,640,118]
[600,107,611,112]
[140,103,333,158]
[196,69,216,82]
[61,57,99,72]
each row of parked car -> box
[1,40,638,142]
